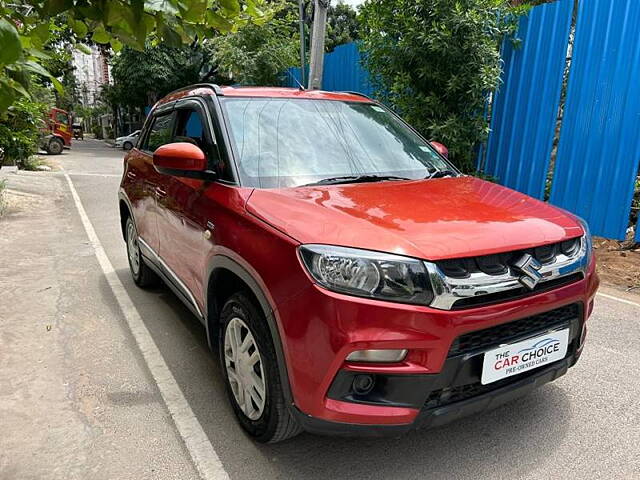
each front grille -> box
[451,273,582,309]
[448,303,580,357]
[423,369,543,410]
[437,237,581,279]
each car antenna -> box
[264,50,305,90]
[287,70,306,91]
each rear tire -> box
[125,217,159,288]
[219,292,302,443]
[47,138,63,155]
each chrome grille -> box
[436,238,581,279]
[425,236,588,310]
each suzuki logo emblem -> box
[512,254,543,290]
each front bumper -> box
[275,259,598,433]
[292,352,578,437]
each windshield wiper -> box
[427,169,458,179]
[303,174,411,186]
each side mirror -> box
[153,142,212,179]
[430,141,449,159]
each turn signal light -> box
[346,349,407,363]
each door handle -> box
[155,187,167,198]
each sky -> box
[337,0,365,8]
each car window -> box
[144,112,175,152]
[174,110,206,150]
[55,111,69,125]
[174,107,232,181]
[221,98,451,188]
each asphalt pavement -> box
[1,138,638,480]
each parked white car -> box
[114,130,140,151]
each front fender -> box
[204,254,295,406]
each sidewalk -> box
[0,171,197,480]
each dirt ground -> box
[594,237,640,292]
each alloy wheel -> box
[224,317,266,420]
[126,220,140,276]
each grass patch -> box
[19,156,47,171]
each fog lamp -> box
[346,349,408,363]
[352,374,375,395]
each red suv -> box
[119,84,599,443]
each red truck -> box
[40,107,72,154]
[119,84,599,443]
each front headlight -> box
[576,216,594,265]
[299,245,434,305]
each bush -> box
[359,0,523,172]
[92,124,103,139]
[0,97,48,166]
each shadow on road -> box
[103,267,571,480]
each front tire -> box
[125,217,158,288]
[219,292,301,443]
[123,141,133,151]
[47,138,63,155]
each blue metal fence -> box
[483,0,640,241]
[283,42,373,96]
[550,0,640,241]
[482,0,573,199]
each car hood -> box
[245,177,583,261]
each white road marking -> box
[64,172,229,480]
[66,172,121,177]
[597,292,640,309]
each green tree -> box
[0,90,51,166]
[213,1,299,85]
[325,2,358,52]
[110,44,220,110]
[359,0,525,172]
[0,0,270,115]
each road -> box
[1,139,639,480]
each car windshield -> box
[221,97,454,188]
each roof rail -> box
[340,91,373,100]
[167,83,225,97]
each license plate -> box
[481,328,570,385]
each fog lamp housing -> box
[346,349,408,363]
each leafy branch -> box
[0,0,272,115]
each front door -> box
[156,100,225,315]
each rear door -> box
[128,108,176,256]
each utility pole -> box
[298,0,306,88]
[308,0,329,90]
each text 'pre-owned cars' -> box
[119,84,599,443]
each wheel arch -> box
[205,256,294,405]
[118,194,134,241]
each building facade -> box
[72,46,111,106]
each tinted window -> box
[174,107,233,181]
[174,110,206,150]
[221,98,451,188]
[145,113,175,152]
